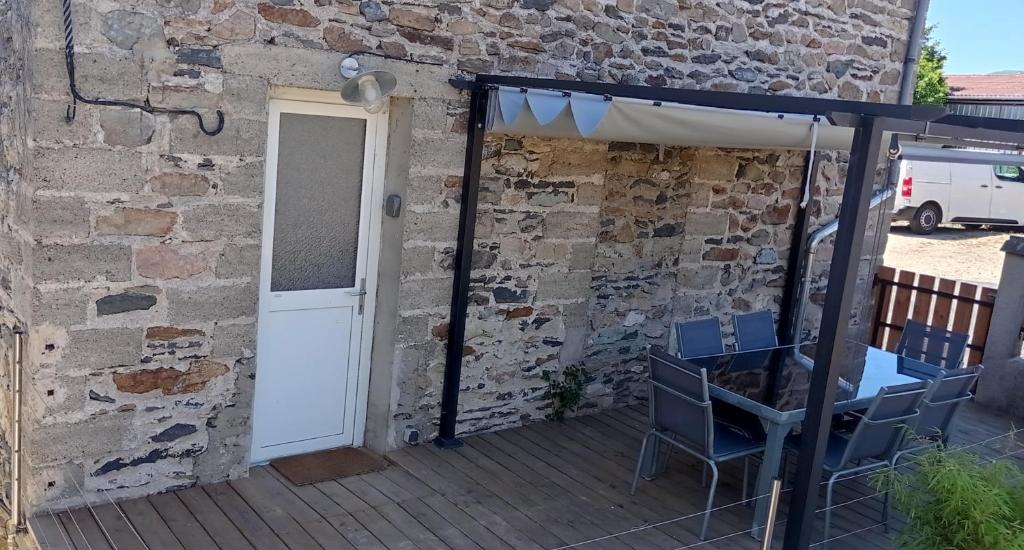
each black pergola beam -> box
[782,116,886,549]
[434,87,490,449]
[465,74,953,124]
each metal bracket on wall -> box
[58,0,225,136]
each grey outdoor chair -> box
[633,347,766,540]
[784,381,929,548]
[894,319,970,369]
[675,318,725,360]
[883,366,982,526]
[733,310,779,351]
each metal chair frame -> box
[785,382,928,548]
[632,350,765,540]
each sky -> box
[927,0,1024,75]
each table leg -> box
[751,422,792,540]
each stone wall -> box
[429,136,844,434]
[0,0,31,511]
[8,0,915,510]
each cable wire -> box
[59,0,224,136]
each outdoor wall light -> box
[339,57,397,114]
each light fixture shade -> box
[341,70,397,113]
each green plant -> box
[542,364,587,422]
[913,26,950,106]
[874,447,1024,550]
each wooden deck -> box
[28,402,1022,550]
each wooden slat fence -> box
[871,266,997,365]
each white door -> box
[989,165,1024,224]
[251,99,387,463]
[948,163,993,220]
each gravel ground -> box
[883,224,1022,286]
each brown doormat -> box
[271,447,390,486]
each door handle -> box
[347,278,367,314]
[995,185,1004,189]
[980,184,990,188]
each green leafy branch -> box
[542,364,587,422]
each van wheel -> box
[910,204,941,235]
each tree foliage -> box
[914,26,950,105]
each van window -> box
[994,165,1024,182]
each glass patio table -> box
[640,340,943,539]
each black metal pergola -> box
[434,74,1024,549]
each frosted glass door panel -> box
[271,113,366,292]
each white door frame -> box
[251,95,388,463]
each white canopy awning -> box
[486,86,861,151]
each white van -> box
[893,154,1024,234]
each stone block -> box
[543,212,600,240]
[219,161,265,198]
[211,322,256,358]
[32,286,90,326]
[100,109,156,147]
[96,291,158,316]
[31,99,97,145]
[684,211,729,237]
[181,204,261,241]
[403,210,458,243]
[30,148,145,193]
[222,75,269,120]
[693,154,740,182]
[59,328,144,371]
[222,44,346,90]
[400,246,438,277]
[168,283,258,323]
[34,244,132,283]
[136,245,209,280]
[31,49,144,102]
[95,208,178,237]
[26,413,132,466]
[536,270,592,302]
[170,116,265,156]
[215,244,260,279]
[31,195,91,239]
[100,10,164,50]
[150,173,211,197]
[398,277,452,311]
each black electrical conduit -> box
[59,0,225,136]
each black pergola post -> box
[782,116,886,549]
[435,87,490,449]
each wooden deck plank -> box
[204,482,289,550]
[63,508,115,550]
[388,449,545,550]
[264,466,387,550]
[448,436,656,549]
[34,401,1021,550]
[247,468,355,550]
[416,494,514,550]
[349,507,418,550]
[147,492,218,550]
[404,443,569,549]
[118,497,186,550]
[420,441,625,549]
[228,475,324,549]
[398,497,484,550]
[176,486,255,550]
[89,503,149,550]
[30,513,76,550]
